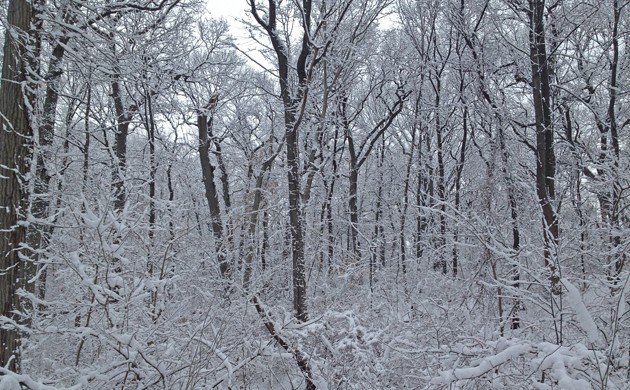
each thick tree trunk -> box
[528,0,559,285]
[0,0,35,372]
[198,108,229,279]
[111,77,132,214]
[286,115,308,321]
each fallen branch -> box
[251,295,316,390]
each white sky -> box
[207,1,250,25]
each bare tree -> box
[250,0,313,322]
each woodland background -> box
[0,0,629,388]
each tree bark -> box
[250,0,311,322]
[0,0,35,372]
[111,75,132,214]
[28,38,70,301]
[499,126,521,330]
[608,0,624,279]
[528,0,559,285]
[198,103,229,279]
[432,75,447,274]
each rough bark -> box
[0,0,35,372]
[197,100,229,279]
[111,76,133,214]
[528,0,559,285]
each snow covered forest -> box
[1,0,629,388]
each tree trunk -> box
[28,38,70,304]
[528,0,559,286]
[433,76,447,274]
[608,0,624,279]
[400,114,418,276]
[499,126,521,330]
[452,53,468,277]
[0,0,35,372]
[250,0,311,323]
[144,90,157,276]
[286,115,308,321]
[198,108,229,279]
[416,129,432,262]
[111,76,132,214]
[372,135,386,290]
[348,143,361,266]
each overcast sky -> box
[209,1,249,24]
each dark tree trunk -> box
[372,135,386,290]
[28,38,70,300]
[348,138,361,266]
[198,106,229,279]
[261,210,269,272]
[320,125,341,271]
[451,104,467,277]
[499,126,521,330]
[528,0,559,285]
[144,91,157,275]
[111,76,132,214]
[452,40,468,277]
[416,129,432,262]
[433,77,447,274]
[608,0,624,279]
[0,0,35,372]
[251,0,311,322]
[286,113,308,321]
